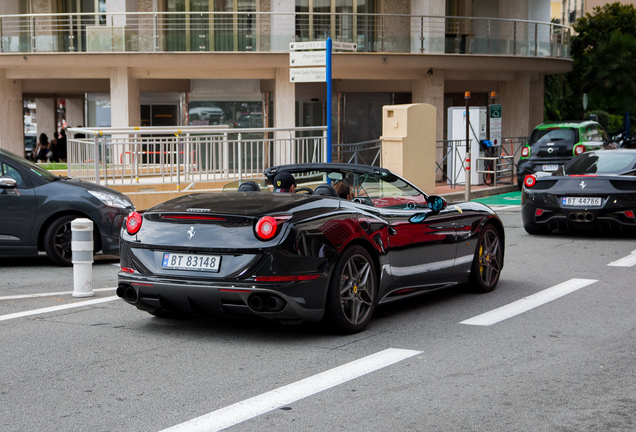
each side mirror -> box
[0,176,17,189]
[427,195,447,212]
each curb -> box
[441,184,519,203]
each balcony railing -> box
[0,12,570,58]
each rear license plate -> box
[561,197,602,207]
[162,253,221,272]
[542,164,559,171]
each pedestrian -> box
[49,135,59,162]
[58,129,67,162]
[34,133,50,162]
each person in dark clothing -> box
[58,129,67,162]
[34,133,50,162]
[273,171,296,192]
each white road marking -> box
[460,278,598,326]
[0,287,116,301]
[0,296,119,322]
[608,249,636,267]
[160,348,422,432]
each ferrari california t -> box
[522,149,636,234]
[118,163,505,333]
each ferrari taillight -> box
[574,144,585,156]
[524,175,537,188]
[625,210,635,219]
[255,216,277,240]
[126,211,142,235]
[254,215,291,241]
[521,146,530,158]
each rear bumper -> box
[117,274,326,322]
[521,201,636,232]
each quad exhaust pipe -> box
[116,284,138,303]
[248,294,286,313]
[568,212,595,222]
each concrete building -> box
[0,0,571,157]
[559,0,636,24]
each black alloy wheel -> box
[469,224,503,293]
[43,215,78,266]
[325,245,377,334]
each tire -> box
[469,225,503,293]
[523,223,550,235]
[324,245,377,334]
[43,215,81,266]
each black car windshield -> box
[0,148,58,181]
[290,168,427,208]
[564,152,636,175]
[529,128,577,146]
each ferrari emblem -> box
[187,226,196,240]
[580,181,586,189]
[353,285,358,294]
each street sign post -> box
[489,103,502,146]
[289,51,327,67]
[289,67,327,83]
[290,39,356,163]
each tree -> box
[583,30,636,115]
[545,2,636,122]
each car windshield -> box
[291,168,427,208]
[0,148,58,181]
[529,127,577,146]
[564,152,636,175]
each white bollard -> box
[72,218,94,298]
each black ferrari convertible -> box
[118,163,505,333]
[522,149,636,234]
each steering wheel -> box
[295,187,313,194]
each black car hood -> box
[148,192,332,216]
[55,177,130,197]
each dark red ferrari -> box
[117,163,505,333]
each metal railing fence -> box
[436,137,527,187]
[0,12,570,59]
[66,126,327,189]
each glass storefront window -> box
[188,101,263,128]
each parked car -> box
[24,133,37,161]
[517,120,611,190]
[0,148,134,265]
[521,149,636,234]
[117,163,505,334]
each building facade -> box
[559,0,636,24]
[0,0,571,157]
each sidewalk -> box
[434,181,519,203]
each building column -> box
[66,98,85,128]
[36,98,57,140]
[0,71,23,155]
[271,0,296,51]
[413,69,445,181]
[500,72,531,138]
[411,0,445,53]
[412,69,445,142]
[529,74,544,131]
[109,67,140,128]
[274,67,295,164]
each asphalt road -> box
[1,207,635,432]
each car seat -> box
[238,181,260,192]
[313,184,338,197]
